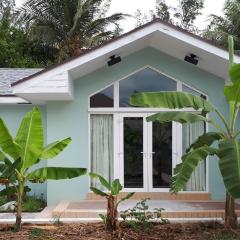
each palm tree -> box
[204,0,240,50]
[19,0,128,61]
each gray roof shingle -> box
[0,68,43,95]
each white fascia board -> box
[0,96,29,104]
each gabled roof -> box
[10,19,240,88]
[0,68,42,95]
[3,19,240,104]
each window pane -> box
[124,117,144,188]
[152,122,172,188]
[91,115,113,189]
[90,85,114,108]
[119,68,177,107]
[182,85,206,99]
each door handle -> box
[141,152,155,154]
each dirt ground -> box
[0,222,240,240]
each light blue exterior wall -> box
[45,47,227,205]
[0,105,47,199]
[0,47,227,205]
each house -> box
[1,19,239,206]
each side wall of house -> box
[0,105,47,199]
[46,47,227,205]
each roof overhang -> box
[0,96,29,104]
[10,20,240,104]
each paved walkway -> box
[0,206,55,223]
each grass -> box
[22,195,46,212]
[30,228,43,238]
[211,233,240,240]
[0,196,7,206]
[0,195,46,212]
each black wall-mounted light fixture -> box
[107,55,121,67]
[184,53,199,65]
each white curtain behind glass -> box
[182,122,206,191]
[90,115,113,189]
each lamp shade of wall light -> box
[107,55,122,66]
[184,53,199,65]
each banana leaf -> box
[146,111,210,124]
[90,187,108,197]
[218,139,240,198]
[171,146,217,193]
[229,63,240,84]
[28,167,87,182]
[40,137,72,160]
[111,179,122,195]
[15,107,44,169]
[130,92,215,112]
[0,119,21,160]
[89,172,111,191]
[186,132,222,153]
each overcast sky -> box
[15,0,226,31]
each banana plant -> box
[89,173,134,231]
[0,107,87,231]
[130,36,240,228]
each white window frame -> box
[88,66,209,193]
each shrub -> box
[120,198,169,230]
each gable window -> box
[119,68,177,107]
[90,85,114,108]
[182,84,207,99]
[89,67,205,109]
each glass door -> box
[148,121,173,191]
[118,113,175,192]
[119,113,148,191]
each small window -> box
[90,85,114,108]
[182,85,206,99]
[119,68,177,107]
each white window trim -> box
[88,66,209,193]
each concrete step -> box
[52,199,240,219]
[53,200,107,218]
[86,192,211,201]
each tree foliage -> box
[19,0,128,61]
[135,0,205,32]
[0,0,128,66]
[0,0,58,67]
[204,0,240,50]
